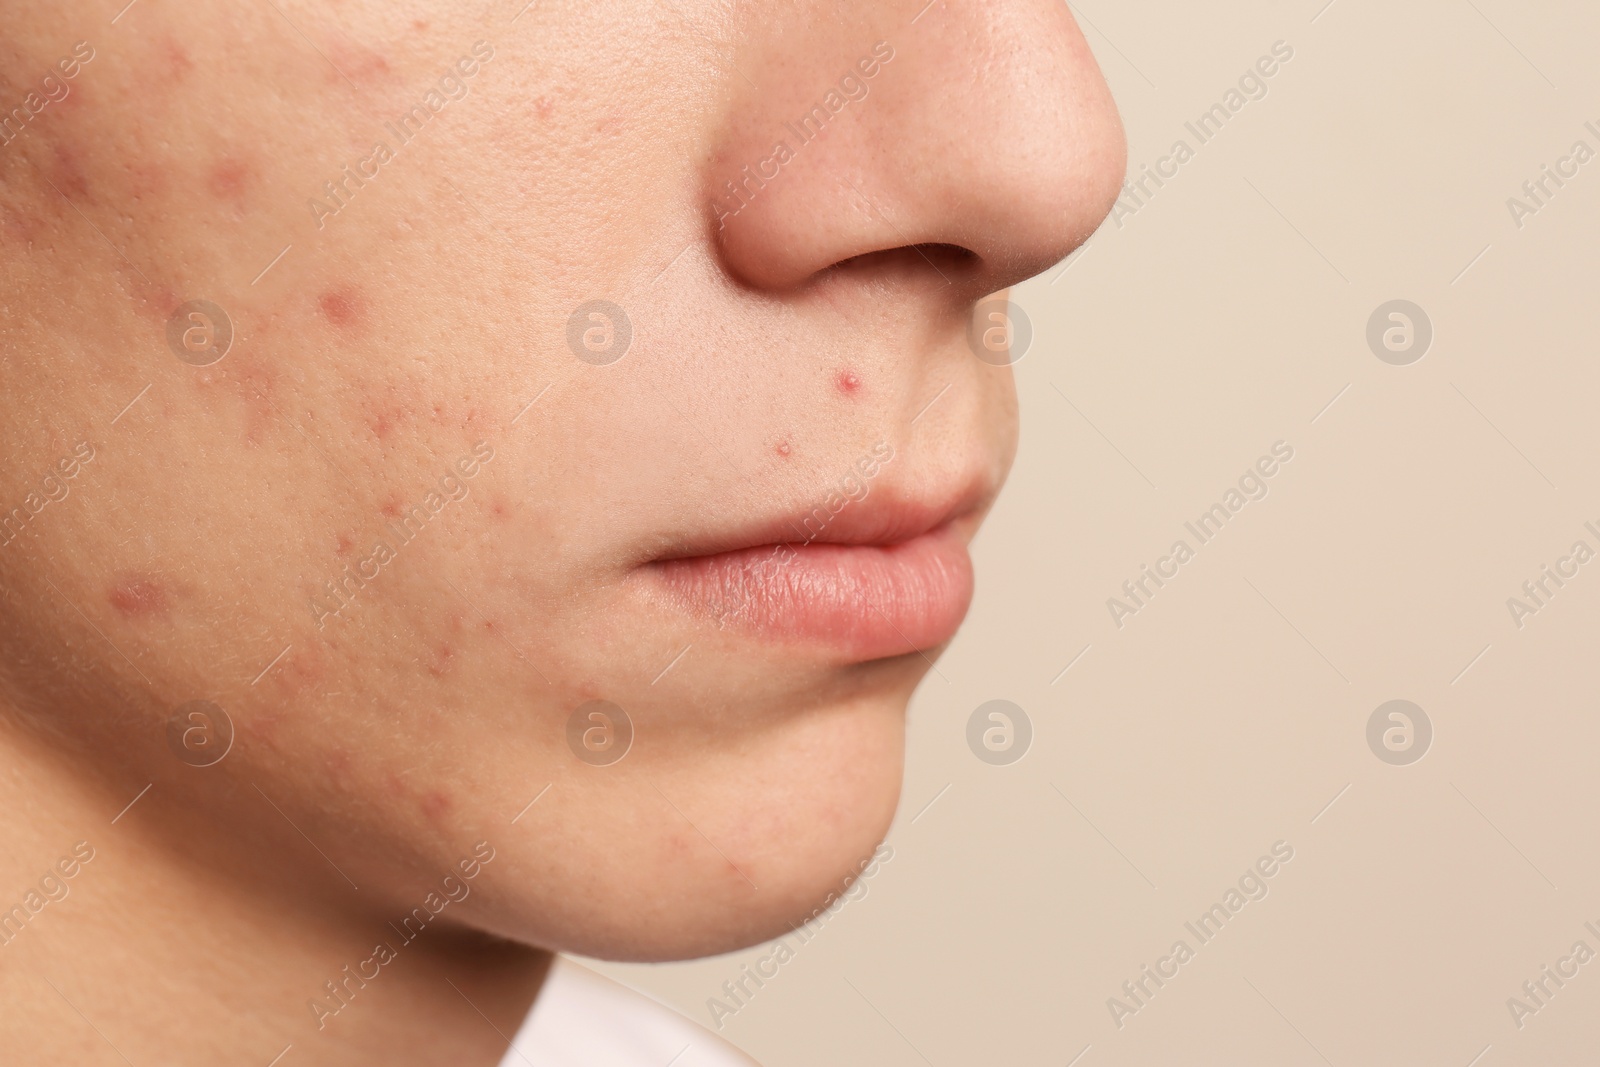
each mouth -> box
[634,485,986,663]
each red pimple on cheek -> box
[162,39,194,81]
[108,576,168,618]
[50,143,90,200]
[207,159,251,201]
[318,287,364,328]
[263,643,328,697]
[426,641,455,678]
[775,441,791,458]
[420,790,452,822]
[835,370,862,396]
[325,42,392,85]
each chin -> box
[476,683,911,963]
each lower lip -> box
[643,525,975,661]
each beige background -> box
[591,2,1600,1064]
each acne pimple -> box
[318,287,363,328]
[261,643,327,695]
[426,642,455,678]
[326,43,392,85]
[162,40,194,81]
[420,790,452,821]
[50,144,90,200]
[207,159,251,201]
[835,370,861,396]
[775,441,791,458]
[108,576,167,618]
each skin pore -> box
[0,1,1123,1063]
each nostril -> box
[822,242,978,289]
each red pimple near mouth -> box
[835,370,861,396]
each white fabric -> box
[499,956,760,1067]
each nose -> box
[710,1,1126,297]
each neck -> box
[0,713,549,1066]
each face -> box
[0,0,1122,960]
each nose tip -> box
[710,2,1126,296]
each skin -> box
[0,0,1123,1063]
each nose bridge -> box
[710,0,1126,295]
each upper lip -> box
[643,473,993,563]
